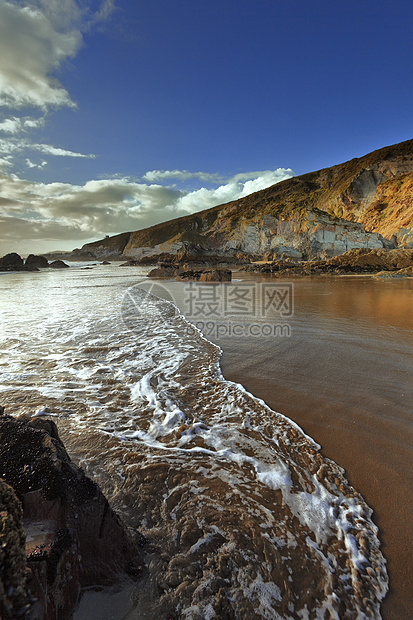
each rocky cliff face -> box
[79,139,413,260]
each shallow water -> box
[1,265,406,618]
[210,274,413,620]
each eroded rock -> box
[0,478,31,619]
[0,253,25,271]
[49,260,69,269]
[147,264,232,281]
[242,248,413,277]
[25,256,49,269]
[0,413,143,620]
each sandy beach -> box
[1,266,411,618]
[212,274,413,620]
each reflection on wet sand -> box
[217,274,413,620]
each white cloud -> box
[0,155,13,168]
[0,1,116,110]
[0,136,95,159]
[143,169,224,183]
[32,143,95,158]
[0,1,82,109]
[0,166,294,254]
[89,0,116,25]
[26,158,47,169]
[175,169,294,212]
[0,118,21,133]
[0,116,45,133]
[0,2,112,170]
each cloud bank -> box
[0,167,294,254]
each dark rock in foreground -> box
[0,412,143,620]
[0,478,31,619]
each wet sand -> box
[215,275,413,620]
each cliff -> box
[79,139,413,260]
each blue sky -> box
[0,0,412,254]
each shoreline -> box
[213,272,413,620]
[1,265,411,618]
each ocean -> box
[1,263,412,619]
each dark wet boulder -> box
[0,253,25,271]
[176,267,232,282]
[119,259,141,266]
[49,260,69,269]
[0,478,31,619]
[199,268,232,282]
[0,412,143,620]
[147,264,176,278]
[25,255,49,269]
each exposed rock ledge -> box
[242,248,413,277]
[147,263,232,281]
[0,410,143,619]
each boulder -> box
[0,253,25,271]
[0,478,31,619]
[0,413,143,620]
[49,260,69,269]
[199,269,232,282]
[147,265,176,278]
[25,255,49,269]
[174,268,232,282]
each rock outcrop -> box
[25,255,49,270]
[0,478,31,619]
[48,260,69,269]
[0,254,68,272]
[78,139,413,262]
[0,253,36,272]
[147,264,232,281]
[0,413,143,620]
[0,252,25,270]
[243,248,413,277]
